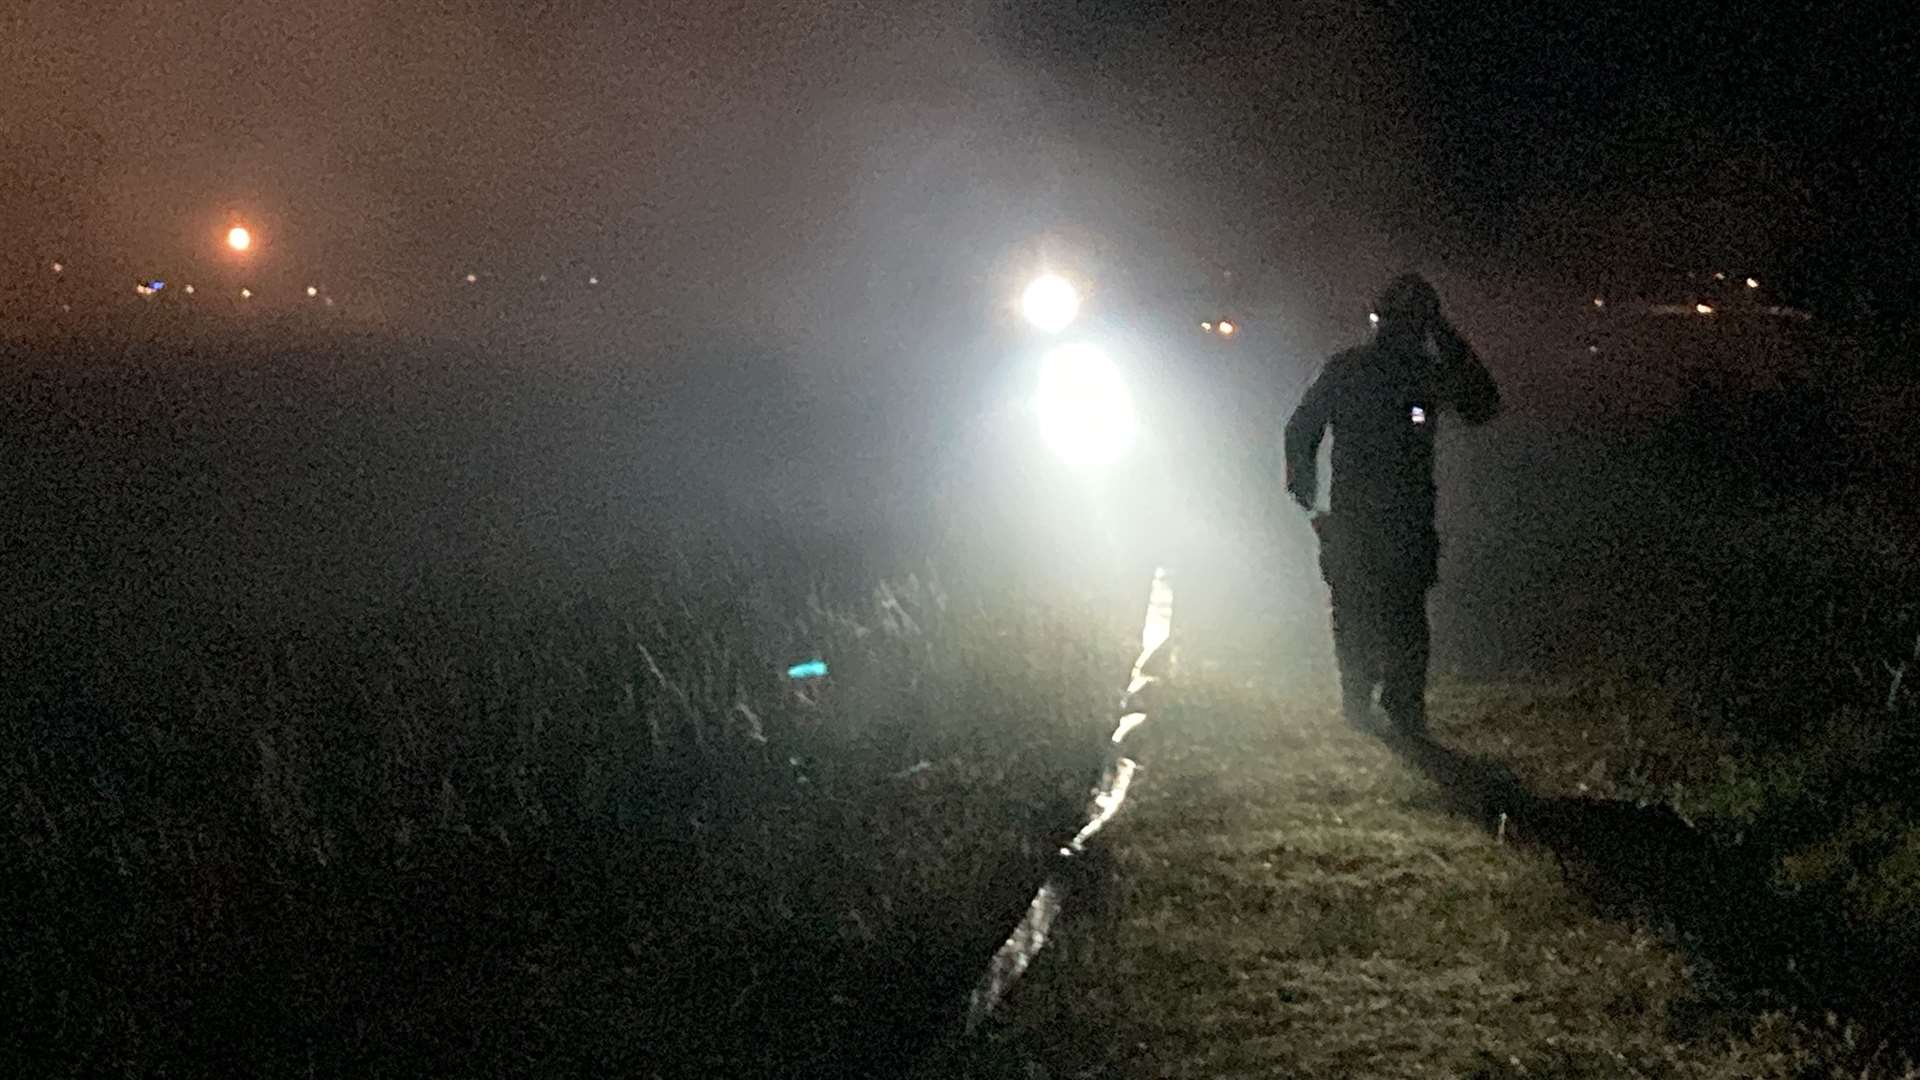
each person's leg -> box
[1329,582,1382,729]
[1378,582,1432,736]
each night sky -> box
[3,1,1912,331]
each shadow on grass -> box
[1385,731,1918,1058]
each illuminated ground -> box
[951,673,1913,1079]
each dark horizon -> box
[6,1,1914,338]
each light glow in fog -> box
[1021,274,1081,333]
[1035,343,1137,466]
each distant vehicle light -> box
[1035,342,1137,467]
[1696,303,1714,315]
[1020,274,1081,333]
[1746,277,1760,289]
[1216,320,1236,336]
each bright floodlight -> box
[1021,274,1081,333]
[1035,342,1137,467]
[226,226,252,252]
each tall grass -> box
[1,563,1129,1076]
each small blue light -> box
[786,659,828,680]
[149,280,165,291]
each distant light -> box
[1216,320,1236,336]
[465,272,478,284]
[50,262,63,274]
[226,226,252,252]
[1035,342,1137,467]
[134,284,152,296]
[324,297,335,307]
[1695,303,1714,315]
[149,280,165,292]
[1593,297,1605,307]
[1368,311,1380,326]
[786,659,829,680]
[1201,321,1213,332]
[1410,405,1428,425]
[588,275,599,286]
[183,284,195,295]
[306,285,318,297]
[1588,344,1600,354]
[1713,271,1726,281]
[1020,274,1081,333]
[538,274,549,283]
[1746,277,1760,289]
[239,288,252,299]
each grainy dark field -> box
[1,327,1139,1075]
[4,320,1917,1076]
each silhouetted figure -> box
[1284,274,1499,734]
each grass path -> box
[949,673,1907,1079]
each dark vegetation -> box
[3,316,1916,1073]
[1424,456,1920,1056]
[0,328,1130,1075]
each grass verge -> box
[954,672,1918,1078]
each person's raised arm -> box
[1433,321,1499,425]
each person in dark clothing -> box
[1284,273,1500,734]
